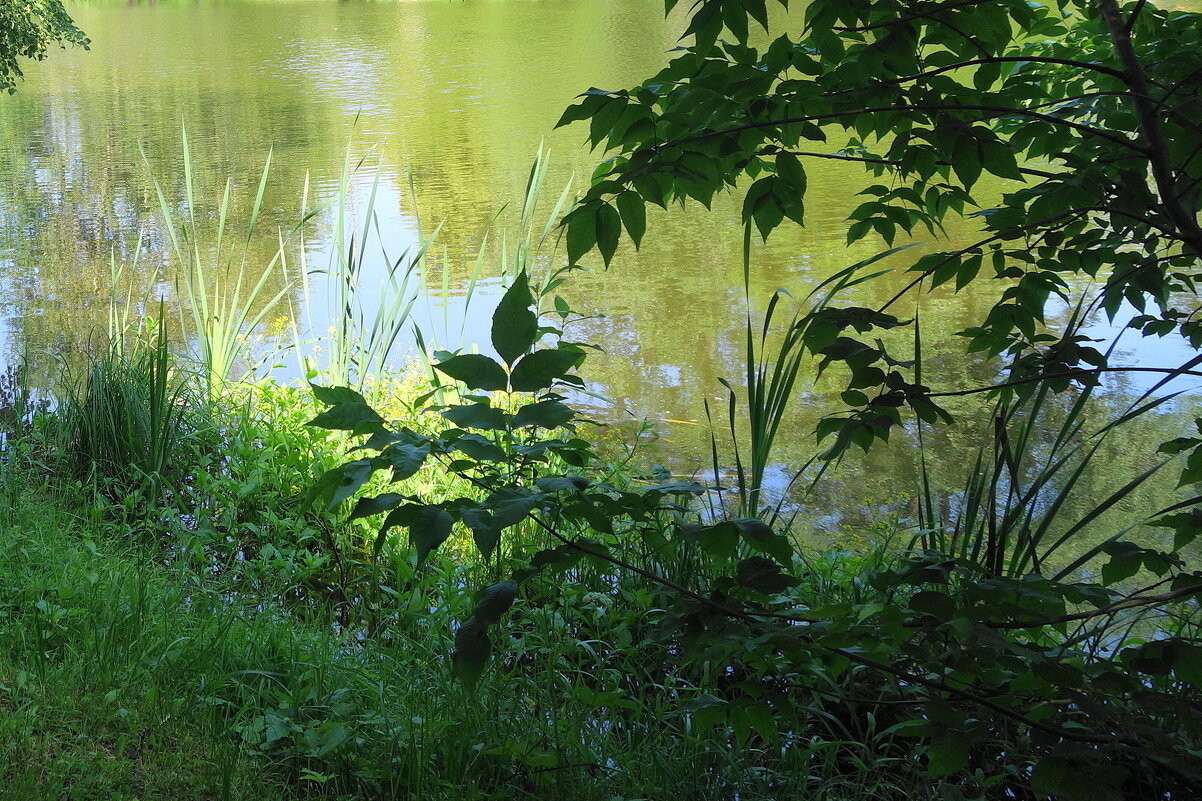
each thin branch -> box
[982,583,1202,630]
[1122,0,1150,35]
[682,104,1147,157]
[876,208,1090,314]
[924,366,1202,399]
[776,148,1057,179]
[1098,0,1202,258]
[884,55,1131,88]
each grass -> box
[0,386,932,800]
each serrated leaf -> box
[491,271,538,365]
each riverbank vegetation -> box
[2,0,1202,799]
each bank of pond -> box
[0,305,1197,800]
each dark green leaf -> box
[442,403,508,430]
[735,556,800,594]
[386,442,429,481]
[565,205,597,265]
[407,504,454,565]
[509,349,582,392]
[512,399,575,429]
[306,402,385,431]
[455,434,507,462]
[309,384,369,407]
[596,202,622,266]
[491,271,538,365]
[452,580,519,686]
[616,190,647,248]
[435,354,509,391]
[733,518,792,564]
[350,492,405,521]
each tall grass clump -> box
[58,311,200,500]
[711,232,907,521]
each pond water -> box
[1,0,1200,541]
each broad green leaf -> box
[616,190,647,248]
[386,442,429,481]
[1100,541,1144,585]
[491,271,538,365]
[455,434,507,462]
[486,488,543,528]
[512,399,575,429]
[309,384,369,406]
[733,518,792,564]
[407,504,454,565]
[535,476,591,492]
[509,348,582,392]
[308,459,377,510]
[442,403,508,430]
[350,492,405,521]
[460,506,502,559]
[435,354,508,391]
[735,556,799,594]
[452,580,519,685]
[775,152,806,194]
[564,205,597,265]
[926,733,970,779]
[306,402,384,431]
[596,202,622,266]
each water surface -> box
[1,0,1198,540]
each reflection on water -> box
[0,0,1199,545]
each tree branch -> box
[1097,0,1202,258]
[924,366,1202,399]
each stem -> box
[925,366,1202,398]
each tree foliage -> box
[560,0,1202,460]
[0,0,88,93]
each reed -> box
[145,127,293,401]
[58,308,197,499]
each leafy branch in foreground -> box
[558,0,1202,468]
[309,272,1202,798]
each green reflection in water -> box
[0,0,1198,549]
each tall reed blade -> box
[143,127,292,400]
